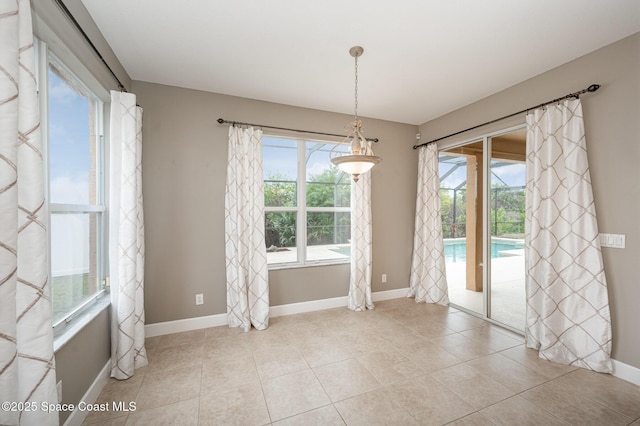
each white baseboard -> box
[611,359,640,386]
[63,359,111,426]
[269,294,347,317]
[145,287,410,337]
[372,287,410,302]
[145,313,228,338]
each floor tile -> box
[374,323,423,346]
[125,398,199,425]
[521,380,633,425]
[313,358,380,402]
[357,348,422,384]
[552,368,640,419]
[146,341,203,374]
[405,319,457,339]
[429,333,495,361]
[272,404,345,425]
[460,326,523,351]
[88,298,640,426]
[431,363,514,410]
[253,345,309,379]
[199,382,269,426]
[335,389,419,426]
[498,345,576,379]
[384,375,475,424]
[262,369,330,421]
[440,312,487,332]
[247,326,297,351]
[203,334,252,362]
[298,338,353,367]
[134,366,201,411]
[465,352,548,392]
[479,395,568,425]
[201,353,259,393]
[82,415,128,426]
[446,412,496,426]
[158,329,205,349]
[204,324,246,340]
[332,333,394,357]
[144,336,161,354]
[83,375,144,424]
[285,321,334,342]
[396,340,462,372]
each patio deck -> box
[446,254,525,331]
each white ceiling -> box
[82,0,640,125]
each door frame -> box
[438,123,526,335]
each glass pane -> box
[264,181,296,207]
[306,211,350,261]
[263,137,298,207]
[489,132,526,331]
[48,63,97,205]
[265,211,297,263]
[439,145,483,316]
[51,213,100,324]
[306,142,350,207]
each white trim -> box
[144,312,228,338]
[611,359,640,386]
[63,359,111,426]
[144,288,410,337]
[50,204,105,213]
[270,295,348,317]
[372,287,411,301]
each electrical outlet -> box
[57,380,62,403]
[195,293,204,305]
[381,274,387,283]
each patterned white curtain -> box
[225,126,269,331]
[109,91,148,379]
[525,98,612,373]
[347,171,374,311]
[408,143,449,305]
[0,1,59,424]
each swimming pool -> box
[444,239,523,263]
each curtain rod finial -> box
[588,84,600,92]
[217,118,225,124]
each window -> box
[44,54,106,326]
[263,136,351,266]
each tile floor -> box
[83,298,640,425]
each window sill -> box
[268,259,350,271]
[53,296,110,353]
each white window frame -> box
[264,135,351,269]
[36,40,109,337]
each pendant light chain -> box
[354,53,359,122]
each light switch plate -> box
[600,233,625,249]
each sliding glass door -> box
[488,130,526,331]
[439,127,526,331]
[439,140,484,316]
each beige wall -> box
[132,81,419,324]
[54,309,111,424]
[419,33,640,368]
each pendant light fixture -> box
[330,46,382,182]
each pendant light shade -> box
[330,46,382,182]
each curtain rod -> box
[217,118,379,143]
[53,0,127,92]
[413,84,601,150]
